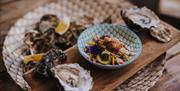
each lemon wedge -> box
[86,41,96,45]
[23,54,43,64]
[55,17,70,35]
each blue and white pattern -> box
[78,24,142,69]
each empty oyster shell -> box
[52,63,93,91]
[121,7,171,42]
[150,23,171,42]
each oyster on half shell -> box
[52,63,93,91]
[121,7,171,42]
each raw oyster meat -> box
[52,63,93,91]
[121,7,171,42]
[23,48,67,72]
[23,14,83,54]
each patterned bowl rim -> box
[77,24,142,68]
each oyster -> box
[23,48,67,91]
[23,48,67,72]
[52,63,93,91]
[24,14,74,53]
[36,14,59,33]
[23,68,65,91]
[121,7,171,42]
[150,23,171,43]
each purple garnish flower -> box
[90,45,101,55]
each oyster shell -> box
[121,7,171,42]
[52,63,93,91]
[23,15,74,53]
[150,23,171,43]
[23,48,67,71]
[36,14,59,33]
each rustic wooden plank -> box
[0,0,54,24]
[0,0,19,4]
[64,22,180,91]
[149,42,180,91]
[0,72,23,91]
[149,54,180,91]
[166,42,180,60]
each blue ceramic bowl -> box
[77,24,142,69]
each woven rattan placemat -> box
[2,0,165,91]
[115,54,166,91]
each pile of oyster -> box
[23,48,93,91]
[23,14,85,54]
[121,7,171,42]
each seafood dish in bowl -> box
[78,24,142,69]
[85,35,136,65]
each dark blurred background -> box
[103,0,180,29]
[129,0,180,29]
[0,0,180,29]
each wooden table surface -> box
[0,0,180,91]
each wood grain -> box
[0,72,23,91]
[149,54,180,91]
[149,43,180,91]
[0,0,53,24]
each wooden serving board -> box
[0,0,180,91]
[64,22,180,91]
